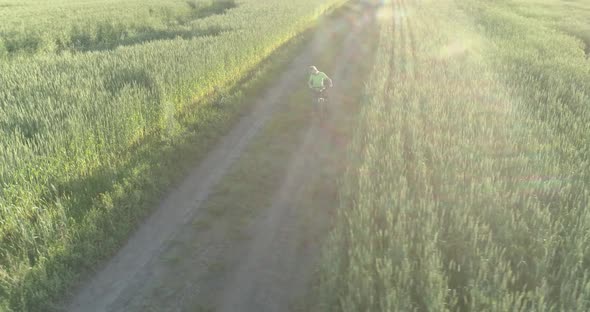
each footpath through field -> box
[67,4,378,312]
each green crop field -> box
[3,0,590,310]
[0,0,345,310]
[316,0,590,310]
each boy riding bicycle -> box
[308,66,333,105]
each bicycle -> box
[312,88,329,122]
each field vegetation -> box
[0,0,345,310]
[0,0,237,55]
[4,0,590,310]
[317,0,590,310]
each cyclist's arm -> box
[308,75,313,89]
[321,72,333,88]
[325,77,333,88]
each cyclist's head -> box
[308,66,319,74]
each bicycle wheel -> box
[318,98,327,121]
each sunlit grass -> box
[0,0,347,310]
[316,0,590,310]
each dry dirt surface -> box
[67,6,376,312]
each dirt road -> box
[67,5,377,312]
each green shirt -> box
[308,72,329,89]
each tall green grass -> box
[0,0,237,55]
[0,0,347,310]
[316,0,590,310]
